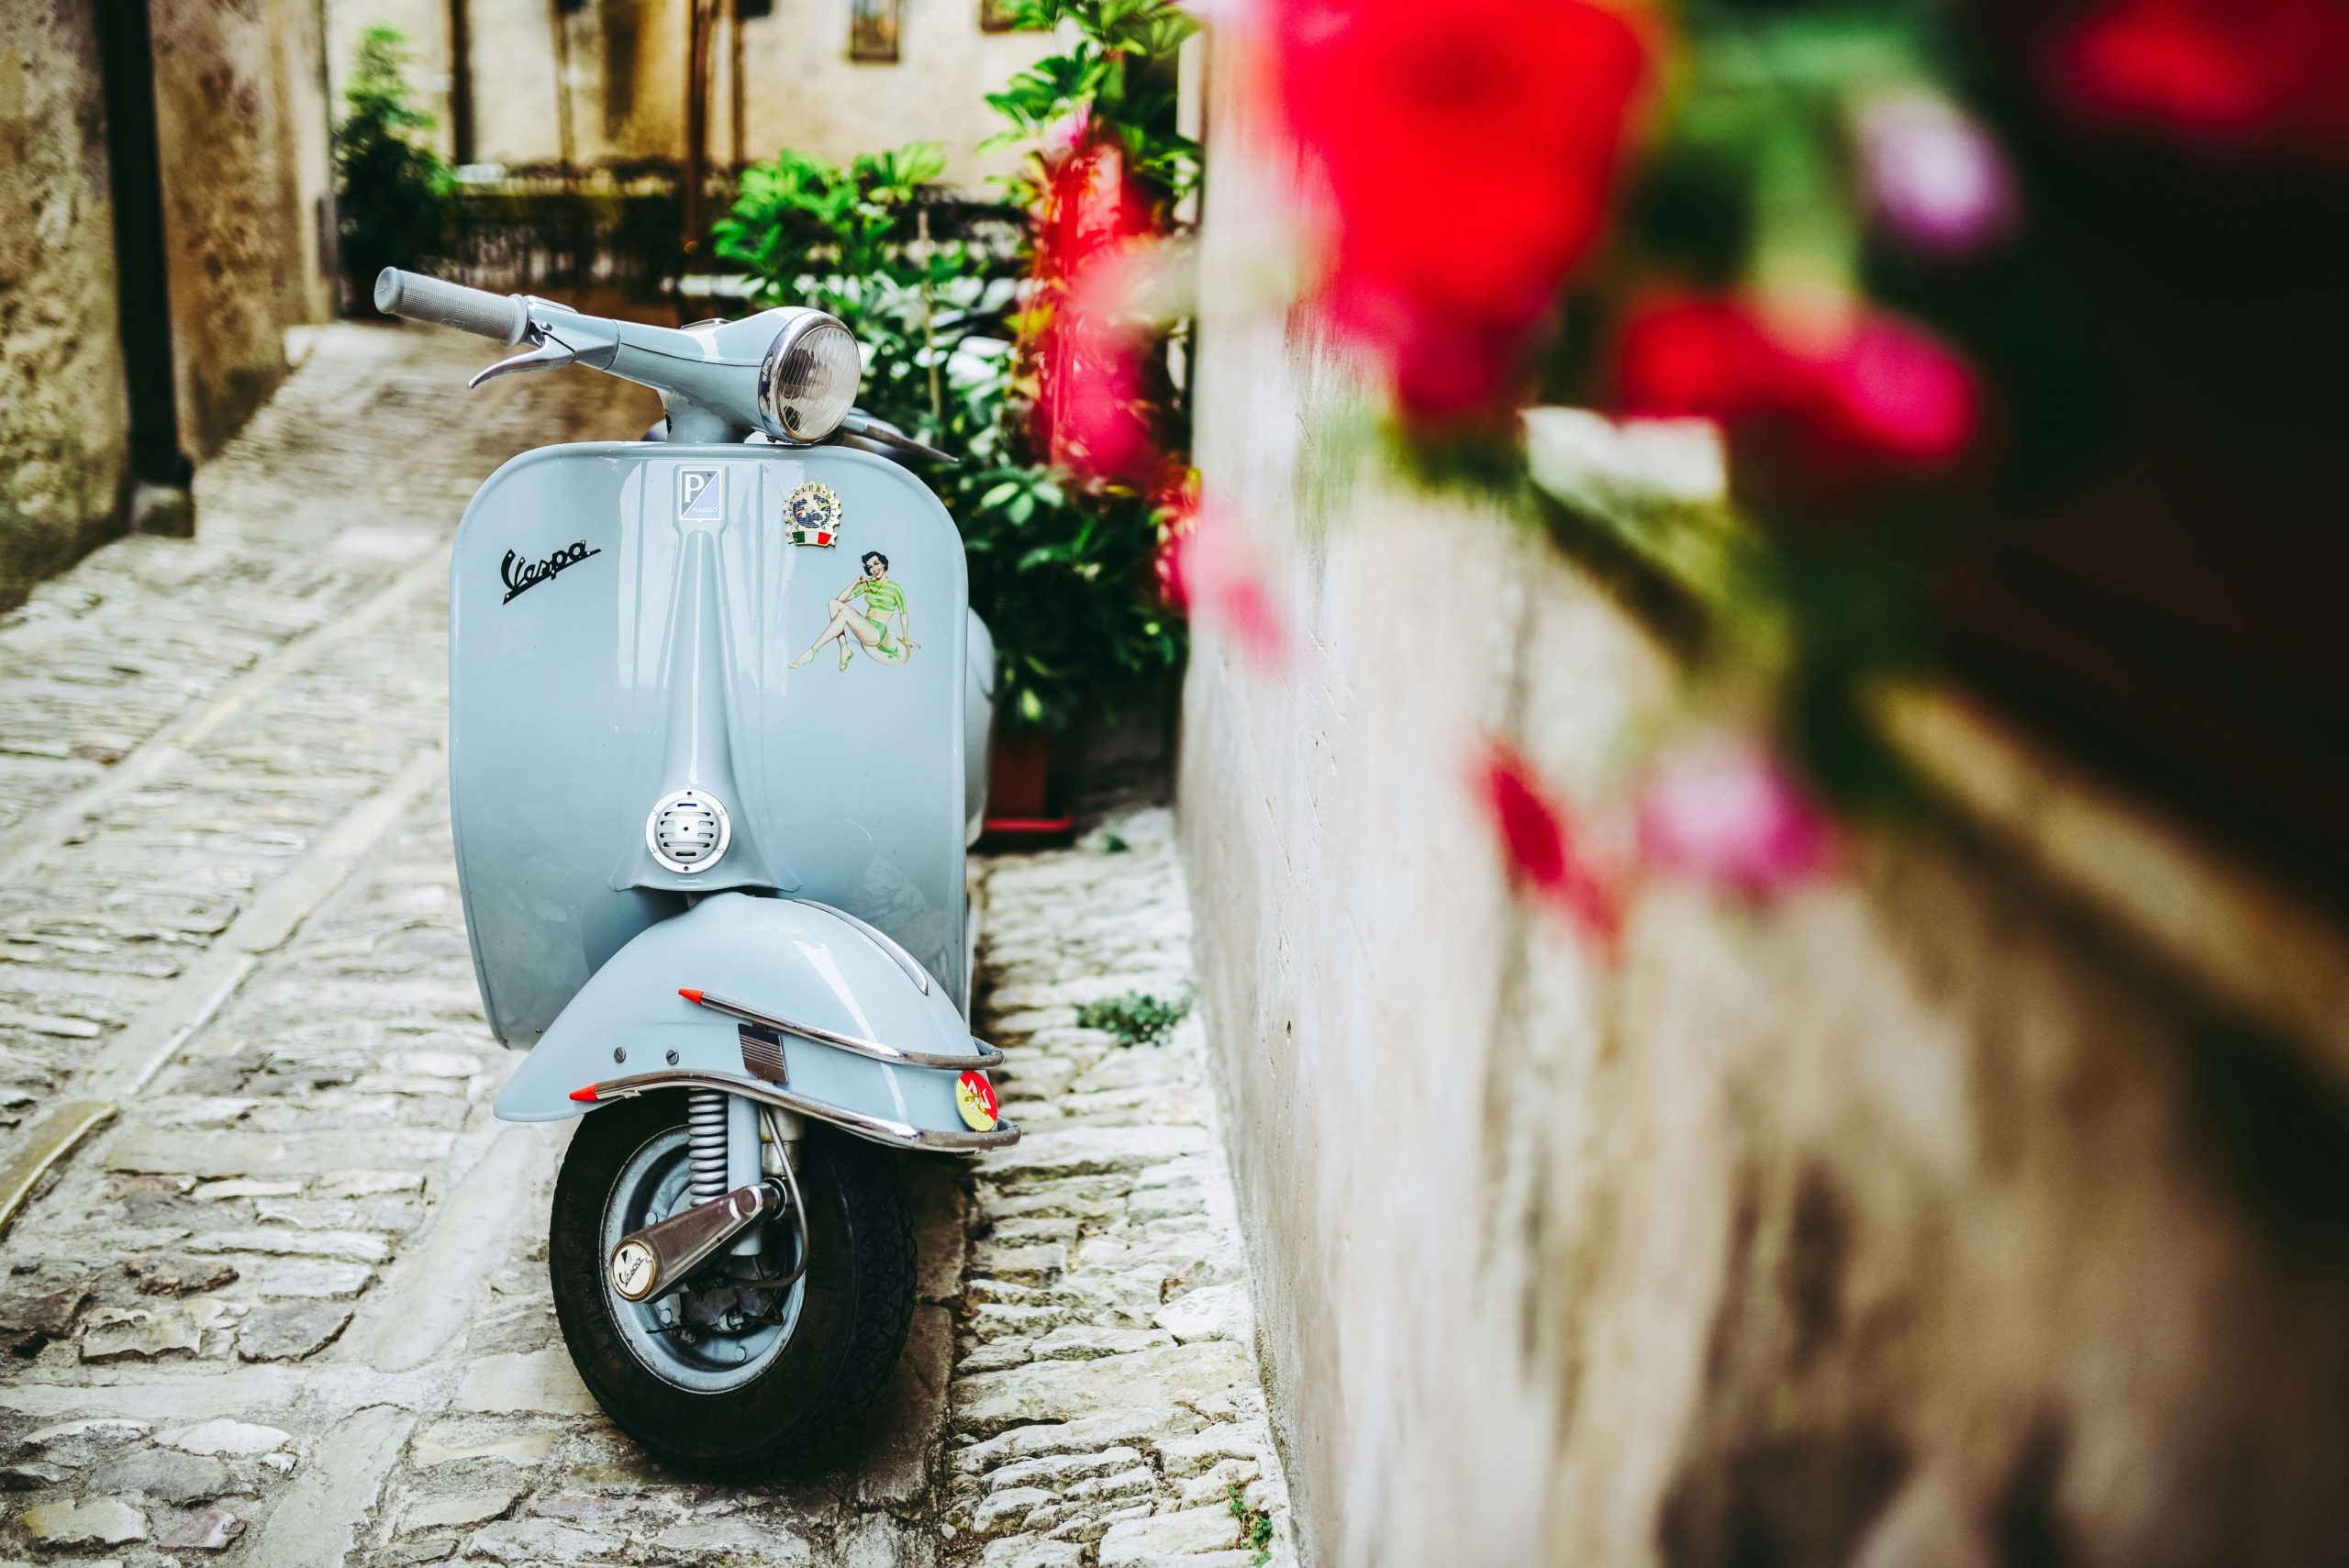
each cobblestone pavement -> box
[948,817,1294,1568]
[0,327,1296,1565]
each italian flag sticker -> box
[956,1070,999,1132]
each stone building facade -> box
[1181,36,2349,1568]
[0,0,334,614]
[326,0,1056,190]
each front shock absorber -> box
[686,1088,729,1204]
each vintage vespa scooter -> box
[374,268,1014,1472]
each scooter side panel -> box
[495,894,984,1134]
[450,442,969,1045]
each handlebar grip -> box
[373,269,531,346]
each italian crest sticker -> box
[955,1070,1000,1132]
[786,482,842,546]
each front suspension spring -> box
[686,1089,729,1205]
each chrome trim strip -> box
[683,990,1005,1071]
[587,1070,1020,1151]
[792,898,931,995]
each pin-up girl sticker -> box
[791,550,918,672]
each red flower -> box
[1614,294,1979,480]
[1472,740,1620,942]
[1274,0,1654,420]
[2054,0,2349,156]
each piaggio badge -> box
[679,468,724,522]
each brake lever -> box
[837,411,957,465]
[468,334,577,388]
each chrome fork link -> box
[686,1088,729,1206]
[761,1107,813,1289]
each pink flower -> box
[1473,740,1620,941]
[1636,738,1832,897]
[1159,500,1290,670]
[1804,314,1980,468]
[1854,91,2020,257]
[1613,293,1981,482]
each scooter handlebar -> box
[374,269,532,346]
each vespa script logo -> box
[500,540,603,605]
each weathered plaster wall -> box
[153,0,325,456]
[328,0,1056,189]
[0,0,134,610]
[0,0,330,611]
[730,0,1056,189]
[1182,64,2349,1568]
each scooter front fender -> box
[495,894,1013,1150]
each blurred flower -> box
[1159,499,1290,669]
[1636,737,1831,897]
[1808,314,1979,466]
[1854,90,2020,257]
[1473,740,1620,942]
[1273,0,1654,421]
[1614,294,1980,479]
[2054,0,2349,155]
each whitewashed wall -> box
[1181,42,2349,1568]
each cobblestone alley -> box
[0,327,1291,1567]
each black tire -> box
[547,1091,916,1473]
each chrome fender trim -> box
[678,988,1004,1072]
[576,1068,1021,1152]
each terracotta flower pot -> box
[984,728,1074,841]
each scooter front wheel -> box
[547,1090,915,1473]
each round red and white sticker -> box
[955,1070,999,1132]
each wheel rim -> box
[601,1126,806,1394]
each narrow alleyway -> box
[0,326,1290,1566]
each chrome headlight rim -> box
[646,787,732,875]
[754,310,862,446]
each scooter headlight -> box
[755,311,862,444]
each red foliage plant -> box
[1028,139,1167,486]
[1271,0,1655,422]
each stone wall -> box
[1179,58,2349,1568]
[0,0,333,612]
[0,0,133,611]
[326,0,1058,190]
[154,0,333,456]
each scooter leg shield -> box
[494,892,999,1143]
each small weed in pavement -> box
[1076,989,1190,1048]
[1228,1481,1274,1564]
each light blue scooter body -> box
[450,439,999,1141]
[494,894,987,1131]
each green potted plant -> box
[334,27,451,313]
[714,138,1185,830]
